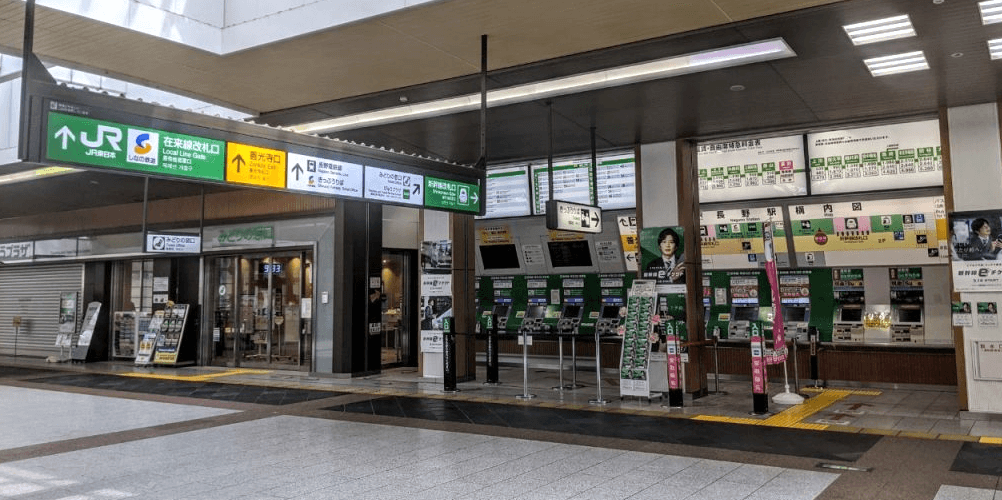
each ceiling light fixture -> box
[292,38,796,134]
[843,15,916,45]
[989,39,1002,60]
[0,166,78,186]
[980,0,1002,24]
[863,51,929,76]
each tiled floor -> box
[934,485,1002,500]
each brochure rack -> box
[619,280,658,398]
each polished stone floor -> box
[0,356,999,500]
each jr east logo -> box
[127,129,160,166]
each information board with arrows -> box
[226,142,286,188]
[365,166,423,206]
[424,176,479,213]
[286,152,363,197]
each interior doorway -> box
[381,250,418,368]
[209,250,313,370]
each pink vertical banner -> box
[666,335,680,390]
[751,326,766,394]
[764,221,787,364]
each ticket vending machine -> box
[727,274,760,339]
[519,299,550,334]
[595,274,629,336]
[831,268,865,343]
[889,268,925,343]
[492,300,513,331]
[778,272,811,342]
[557,300,585,334]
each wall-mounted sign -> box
[286,153,363,198]
[0,241,33,262]
[545,200,603,233]
[808,120,942,195]
[532,160,594,214]
[46,112,225,180]
[425,176,479,213]
[618,215,639,271]
[700,206,788,269]
[790,196,947,267]
[365,166,423,206]
[481,165,531,218]
[213,225,275,247]
[226,142,286,188]
[145,232,201,254]
[697,135,807,203]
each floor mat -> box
[32,373,346,405]
[951,442,1002,476]
[0,366,57,378]
[325,396,881,461]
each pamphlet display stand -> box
[50,291,79,363]
[153,304,192,366]
[619,280,658,399]
[135,312,163,366]
[70,302,102,363]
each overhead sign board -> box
[226,142,286,188]
[46,112,225,180]
[481,165,531,218]
[596,153,637,210]
[286,153,363,197]
[145,232,201,254]
[365,166,423,206]
[0,241,33,262]
[697,135,807,203]
[532,161,594,214]
[545,200,603,233]
[425,176,479,213]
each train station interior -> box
[1,0,1002,499]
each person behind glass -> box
[644,227,685,283]
[962,218,1002,260]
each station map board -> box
[788,196,948,267]
[697,135,807,203]
[700,206,789,269]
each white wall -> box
[382,205,420,249]
[0,78,19,166]
[638,141,678,227]
[948,103,1002,413]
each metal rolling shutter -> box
[0,264,84,357]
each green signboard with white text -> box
[46,112,225,181]
[424,176,480,213]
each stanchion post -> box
[809,326,821,388]
[515,328,536,400]
[443,317,458,393]
[751,321,769,415]
[792,338,800,394]
[485,313,500,385]
[589,329,608,405]
[552,335,566,391]
[711,326,722,394]
[666,320,684,407]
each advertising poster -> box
[808,120,942,195]
[952,302,974,327]
[789,196,948,267]
[697,135,807,203]
[949,210,1002,291]
[700,206,788,269]
[978,302,998,328]
[420,273,452,351]
[639,226,686,290]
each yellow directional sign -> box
[226,142,286,188]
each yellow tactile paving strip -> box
[119,368,271,382]
[692,388,854,430]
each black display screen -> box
[783,307,808,323]
[896,308,922,323]
[526,305,547,319]
[493,305,510,318]
[479,244,521,269]
[731,307,759,322]
[840,308,863,322]
[601,306,620,318]
[562,305,582,318]
[547,241,593,268]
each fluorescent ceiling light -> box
[292,38,796,135]
[981,0,1002,25]
[863,51,929,77]
[843,15,915,45]
[0,166,78,186]
[990,39,1002,60]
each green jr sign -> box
[424,176,480,213]
[45,112,225,181]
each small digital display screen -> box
[547,241,593,268]
[601,306,620,319]
[731,307,759,322]
[783,307,808,323]
[562,305,582,319]
[526,305,547,319]
[840,308,863,322]
[493,305,510,318]
[896,308,922,323]
[479,244,521,270]
[259,263,283,275]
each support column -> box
[332,200,383,376]
[452,213,477,382]
[676,139,709,399]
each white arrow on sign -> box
[54,126,76,150]
[471,190,479,205]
